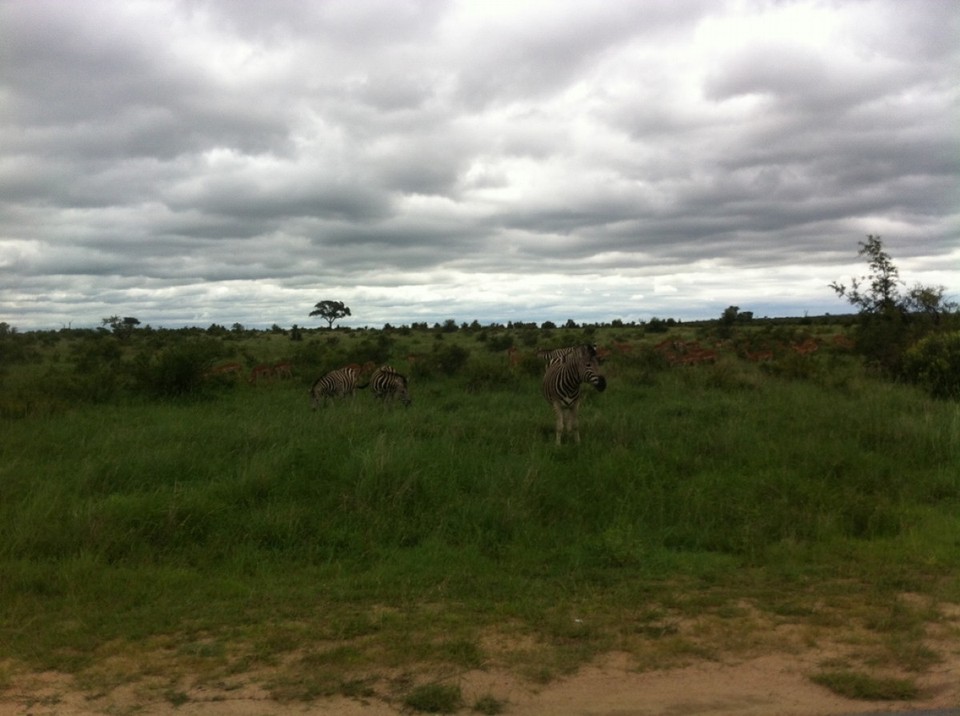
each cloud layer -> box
[1,0,957,329]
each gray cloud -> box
[1,0,957,329]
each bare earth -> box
[3,647,958,716]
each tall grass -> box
[1,330,959,697]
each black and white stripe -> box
[542,351,606,445]
[309,366,359,408]
[369,365,411,406]
[537,343,598,365]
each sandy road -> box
[3,648,958,716]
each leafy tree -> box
[101,315,140,339]
[831,236,956,322]
[310,300,351,329]
[721,306,741,326]
[830,235,956,375]
[904,284,954,325]
[830,236,903,317]
[644,317,669,334]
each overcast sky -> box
[1,0,957,330]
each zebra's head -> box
[582,356,606,392]
[397,376,412,407]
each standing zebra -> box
[537,343,598,365]
[542,351,606,445]
[309,366,360,408]
[369,365,411,406]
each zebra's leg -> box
[552,403,565,445]
[569,402,581,444]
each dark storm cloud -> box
[1,3,290,160]
[0,0,957,329]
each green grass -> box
[811,670,920,700]
[403,683,464,713]
[472,694,506,714]
[1,324,959,705]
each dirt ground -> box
[3,646,958,716]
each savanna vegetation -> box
[1,239,958,711]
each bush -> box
[903,331,960,399]
[433,344,470,376]
[133,339,222,398]
[403,683,463,713]
[462,359,516,393]
[485,333,514,352]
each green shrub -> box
[462,359,516,393]
[133,339,222,398]
[473,694,506,714]
[484,333,514,352]
[515,351,544,377]
[903,331,960,399]
[811,670,918,700]
[433,344,470,376]
[403,683,463,713]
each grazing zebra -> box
[537,343,598,366]
[369,365,411,406]
[542,351,606,445]
[309,366,360,408]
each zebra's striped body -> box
[369,365,411,406]
[542,351,606,445]
[309,366,359,408]
[537,343,598,365]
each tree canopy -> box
[101,315,140,338]
[309,300,351,329]
[830,235,957,375]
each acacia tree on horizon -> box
[101,315,140,339]
[310,300,351,329]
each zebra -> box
[369,365,411,406]
[537,343,598,366]
[309,366,360,408]
[542,350,606,445]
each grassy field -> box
[1,322,959,707]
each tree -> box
[904,284,955,325]
[310,300,351,329]
[721,306,741,326]
[831,235,955,320]
[101,315,140,339]
[830,235,956,374]
[829,235,903,317]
